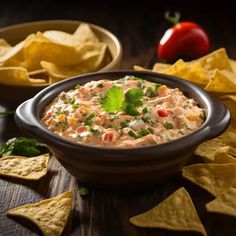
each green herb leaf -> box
[0,137,49,158]
[85,113,95,126]
[101,85,143,116]
[125,88,143,105]
[72,103,80,109]
[120,121,129,128]
[123,103,139,116]
[75,84,80,89]
[165,122,174,130]
[128,128,150,139]
[78,185,89,196]
[123,88,143,116]
[90,128,101,136]
[138,128,150,137]
[128,130,138,139]
[148,127,154,133]
[141,116,150,124]
[101,86,125,113]
[68,98,75,104]
[142,107,148,114]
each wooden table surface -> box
[1,1,236,236]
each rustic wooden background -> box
[1,1,236,235]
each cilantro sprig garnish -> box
[101,86,143,116]
[101,86,125,113]
[122,88,143,116]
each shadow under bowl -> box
[14,70,230,189]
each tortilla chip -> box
[193,48,233,71]
[0,153,49,180]
[220,126,236,149]
[220,95,236,123]
[229,58,236,73]
[0,66,47,86]
[206,187,236,218]
[0,39,12,57]
[43,30,80,46]
[28,68,47,76]
[161,59,208,85]
[7,191,72,236]
[130,187,207,236]
[152,62,171,72]
[182,163,236,196]
[28,78,48,85]
[0,34,35,67]
[133,65,150,71]
[28,69,49,83]
[0,67,30,85]
[195,137,227,161]
[0,38,11,47]
[161,59,185,74]
[213,150,236,164]
[204,69,236,93]
[41,61,88,82]
[73,23,100,43]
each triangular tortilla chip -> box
[220,95,236,124]
[130,187,207,236]
[213,150,236,164]
[43,30,79,46]
[206,187,236,217]
[204,69,236,93]
[162,59,209,85]
[195,137,227,161]
[73,23,100,43]
[0,153,49,180]
[193,48,233,71]
[41,61,88,82]
[133,65,150,71]
[182,163,236,196]
[229,58,236,73]
[0,38,12,57]
[220,134,236,155]
[0,34,36,67]
[152,62,170,72]
[7,191,72,236]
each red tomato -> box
[76,126,86,132]
[157,109,168,117]
[102,132,114,142]
[157,13,210,63]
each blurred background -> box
[1,0,236,68]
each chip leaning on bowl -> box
[0,20,122,108]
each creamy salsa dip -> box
[41,76,205,148]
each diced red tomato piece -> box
[76,126,86,132]
[102,132,114,142]
[157,109,168,117]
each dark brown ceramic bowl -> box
[0,20,122,109]
[15,71,230,188]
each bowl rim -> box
[0,19,122,88]
[15,70,231,158]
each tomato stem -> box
[164,11,181,25]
